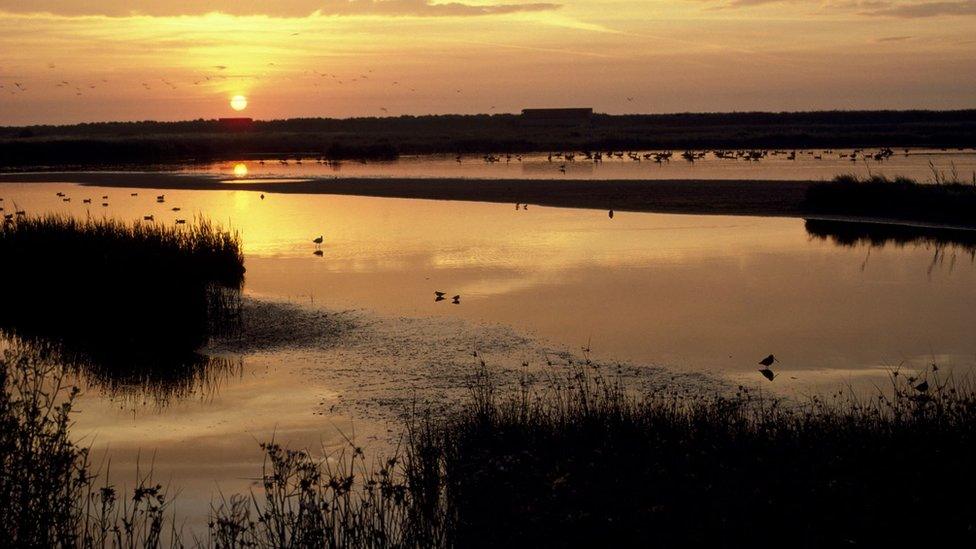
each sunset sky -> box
[1,1,975,125]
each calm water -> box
[189,148,976,182]
[2,180,975,527]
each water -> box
[2,179,975,530]
[187,148,976,182]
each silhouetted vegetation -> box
[2,110,974,168]
[0,215,244,359]
[0,346,177,547]
[803,174,976,227]
[4,344,975,547]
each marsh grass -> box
[5,343,976,547]
[802,173,976,226]
[0,345,180,548]
[0,214,244,356]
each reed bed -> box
[0,214,244,356]
[802,173,976,227]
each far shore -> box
[3,171,976,230]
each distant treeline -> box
[2,110,976,168]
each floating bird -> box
[171,207,181,211]
[452,295,460,304]
[82,198,91,204]
[131,192,138,196]
[102,203,109,207]
[102,195,108,199]
[143,215,154,221]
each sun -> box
[230,95,248,111]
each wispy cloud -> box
[0,0,562,18]
[701,0,976,17]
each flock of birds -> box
[478,147,907,170]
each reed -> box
[802,173,976,226]
[0,214,244,356]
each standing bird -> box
[313,235,324,249]
[758,354,777,381]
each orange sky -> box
[1,1,975,124]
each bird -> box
[435,295,445,302]
[434,291,446,298]
[175,219,186,224]
[609,209,614,219]
[759,354,776,367]
[260,194,265,200]
[452,295,460,304]
[171,207,181,211]
[101,195,108,199]
[143,215,154,221]
[102,203,109,207]
[313,235,324,248]
[131,192,138,196]
[82,198,91,204]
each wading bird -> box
[313,235,324,248]
[758,354,777,381]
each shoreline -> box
[3,171,976,231]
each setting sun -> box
[230,95,248,112]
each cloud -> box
[859,1,976,17]
[701,0,976,17]
[0,0,562,18]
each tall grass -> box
[0,214,244,357]
[802,173,976,226]
[0,345,179,548]
[410,364,976,547]
[5,343,976,546]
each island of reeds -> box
[0,214,244,362]
[3,346,974,548]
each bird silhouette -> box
[434,291,446,298]
[759,354,776,367]
[313,235,324,248]
[609,209,614,219]
[452,295,460,304]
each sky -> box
[1,1,975,125]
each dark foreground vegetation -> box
[3,345,974,548]
[2,110,975,168]
[0,215,244,361]
[803,173,976,227]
